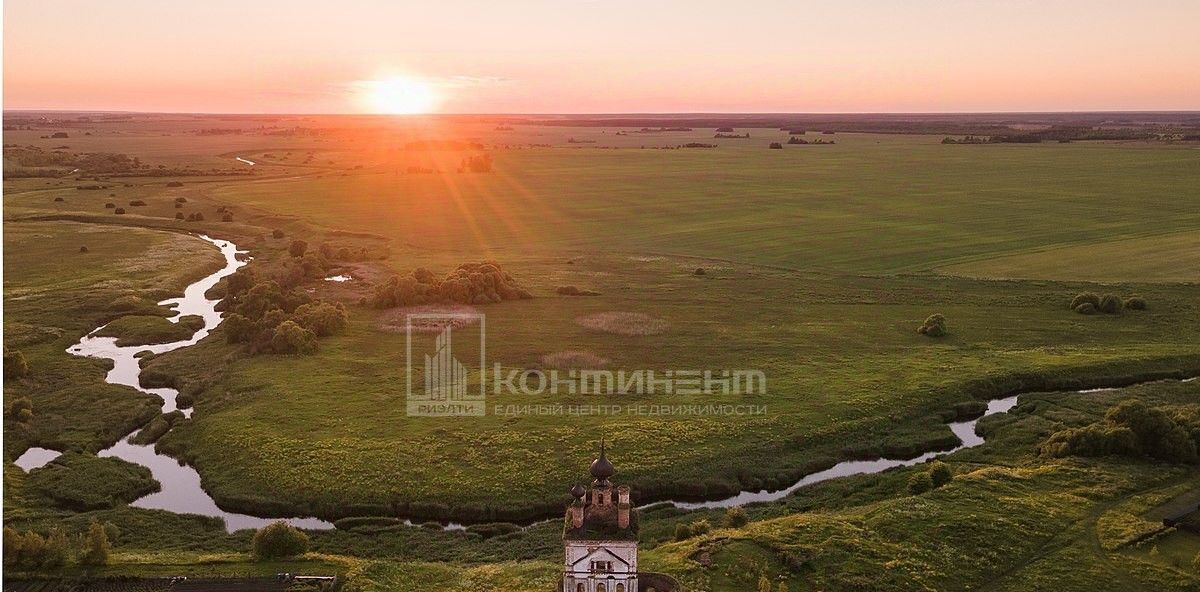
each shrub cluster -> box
[917,313,947,337]
[1071,292,1146,315]
[252,521,309,559]
[673,518,712,540]
[907,461,954,495]
[1039,399,1199,463]
[3,520,114,570]
[372,262,532,307]
[223,275,347,355]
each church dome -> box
[571,484,586,499]
[590,440,615,481]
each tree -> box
[271,321,318,354]
[907,472,933,495]
[289,239,308,258]
[724,506,749,528]
[252,521,309,559]
[42,528,68,569]
[3,527,21,566]
[777,582,789,592]
[272,229,285,239]
[690,519,711,535]
[102,522,121,546]
[79,520,111,566]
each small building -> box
[562,441,638,592]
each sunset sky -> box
[4,0,1199,114]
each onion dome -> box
[590,439,615,482]
[571,484,586,499]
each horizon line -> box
[5,109,1200,117]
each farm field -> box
[4,113,1200,590]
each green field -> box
[4,115,1200,590]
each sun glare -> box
[361,76,438,114]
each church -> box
[561,441,640,592]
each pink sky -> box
[4,0,1199,114]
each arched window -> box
[616,584,625,592]
[596,584,606,592]
[575,584,584,592]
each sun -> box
[361,76,439,114]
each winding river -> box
[13,232,1196,531]
[67,235,333,532]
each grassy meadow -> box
[4,114,1200,589]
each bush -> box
[928,461,953,488]
[175,212,184,220]
[694,268,706,276]
[1071,292,1100,310]
[270,320,318,354]
[222,213,233,222]
[128,200,146,206]
[768,142,784,149]
[690,519,711,535]
[1124,296,1147,310]
[289,239,308,258]
[1074,302,1097,315]
[5,349,30,380]
[114,207,126,215]
[104,202,115,208]
[917,313,947,337]
[174,196,187,203]
[1098,293,1122,314]
[166,181,183,187]
[7,396,34,423]
[723,506,748,528]
[252,521,309,559]
[174,202,183,209]
[53,197,64,202]
[907,472,934,494]
[673,523,692,541]
[272,229,285,239]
